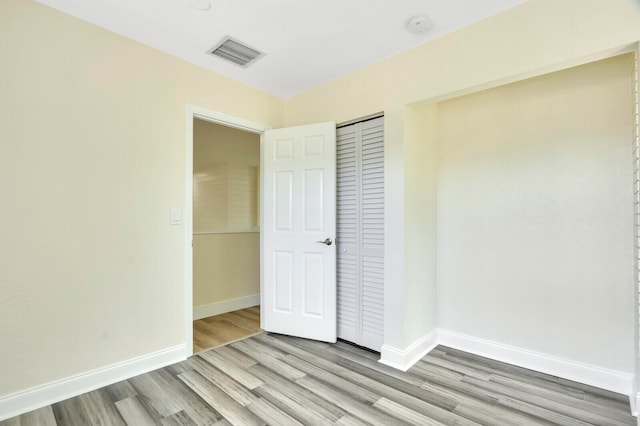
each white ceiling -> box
[35,0,527,98]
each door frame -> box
[184,104,269,357]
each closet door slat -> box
[336,127,360,343]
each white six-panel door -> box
[262,122,337,342]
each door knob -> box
[317,238,333,246]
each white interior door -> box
[262,122,337,342]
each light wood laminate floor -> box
[1,333,635,425]
[193,306,261,354]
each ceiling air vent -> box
[207,36,264,68]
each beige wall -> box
[436,54,634,372]
[0,0,281,398]
[284,0,640,359]
[193,120,260,309]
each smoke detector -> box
[207,36,265,68]
[407,15,432,34]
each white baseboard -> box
[379,329,438,371]
[630,380,638,416]
[378,328,634,401]
[437,329,633,395]
[631,390,640,417]
[0,344,186,421]
[193,294,260,320]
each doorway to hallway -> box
[191,118,262,354]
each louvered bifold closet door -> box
[336,117,384,351]
[336,125,359,345]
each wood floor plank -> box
[52,397,91,426]
[231,339,307,381]
[337,357,460,411]
[420,380,554,426]
[245,397,304,426]
[436,345,591,397]
[252,383,335,425]
[335,363,481,425]
[295,375,406,426]
[78,389,125,426]
[414,359,606,425]
[128,371,183,418]
[105,380,138,402]
[584,392,634,415]
[152,368,223,425]
[557,377,632,402]
[114,396,157,426]
[333,340,380,361]
[496,394,593,426]
[411,361,503,404]
[463,375,634,426]
[489,373,635,422]
[247,363,346,422]
[178,371,265,426]
[428,357,633,426]
[159,411,199,426]
[13,405,57,426]
[413,359,467,381]
[417,355,625,426]
[334,414,372,426]
[164,358,199,377]
[198,350,265,390]
[189,357,259,406]
[214,345,259,369]
[373,397,449,426]
[283,355,381,404]
[433,349,589,400]
[231,336,288,360]
[254,333,340,360]
[453,401,552,426]
[322,342,425,386]
[423,353,494,380]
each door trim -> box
[184,104,269,357]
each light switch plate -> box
[170,208,182,225]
